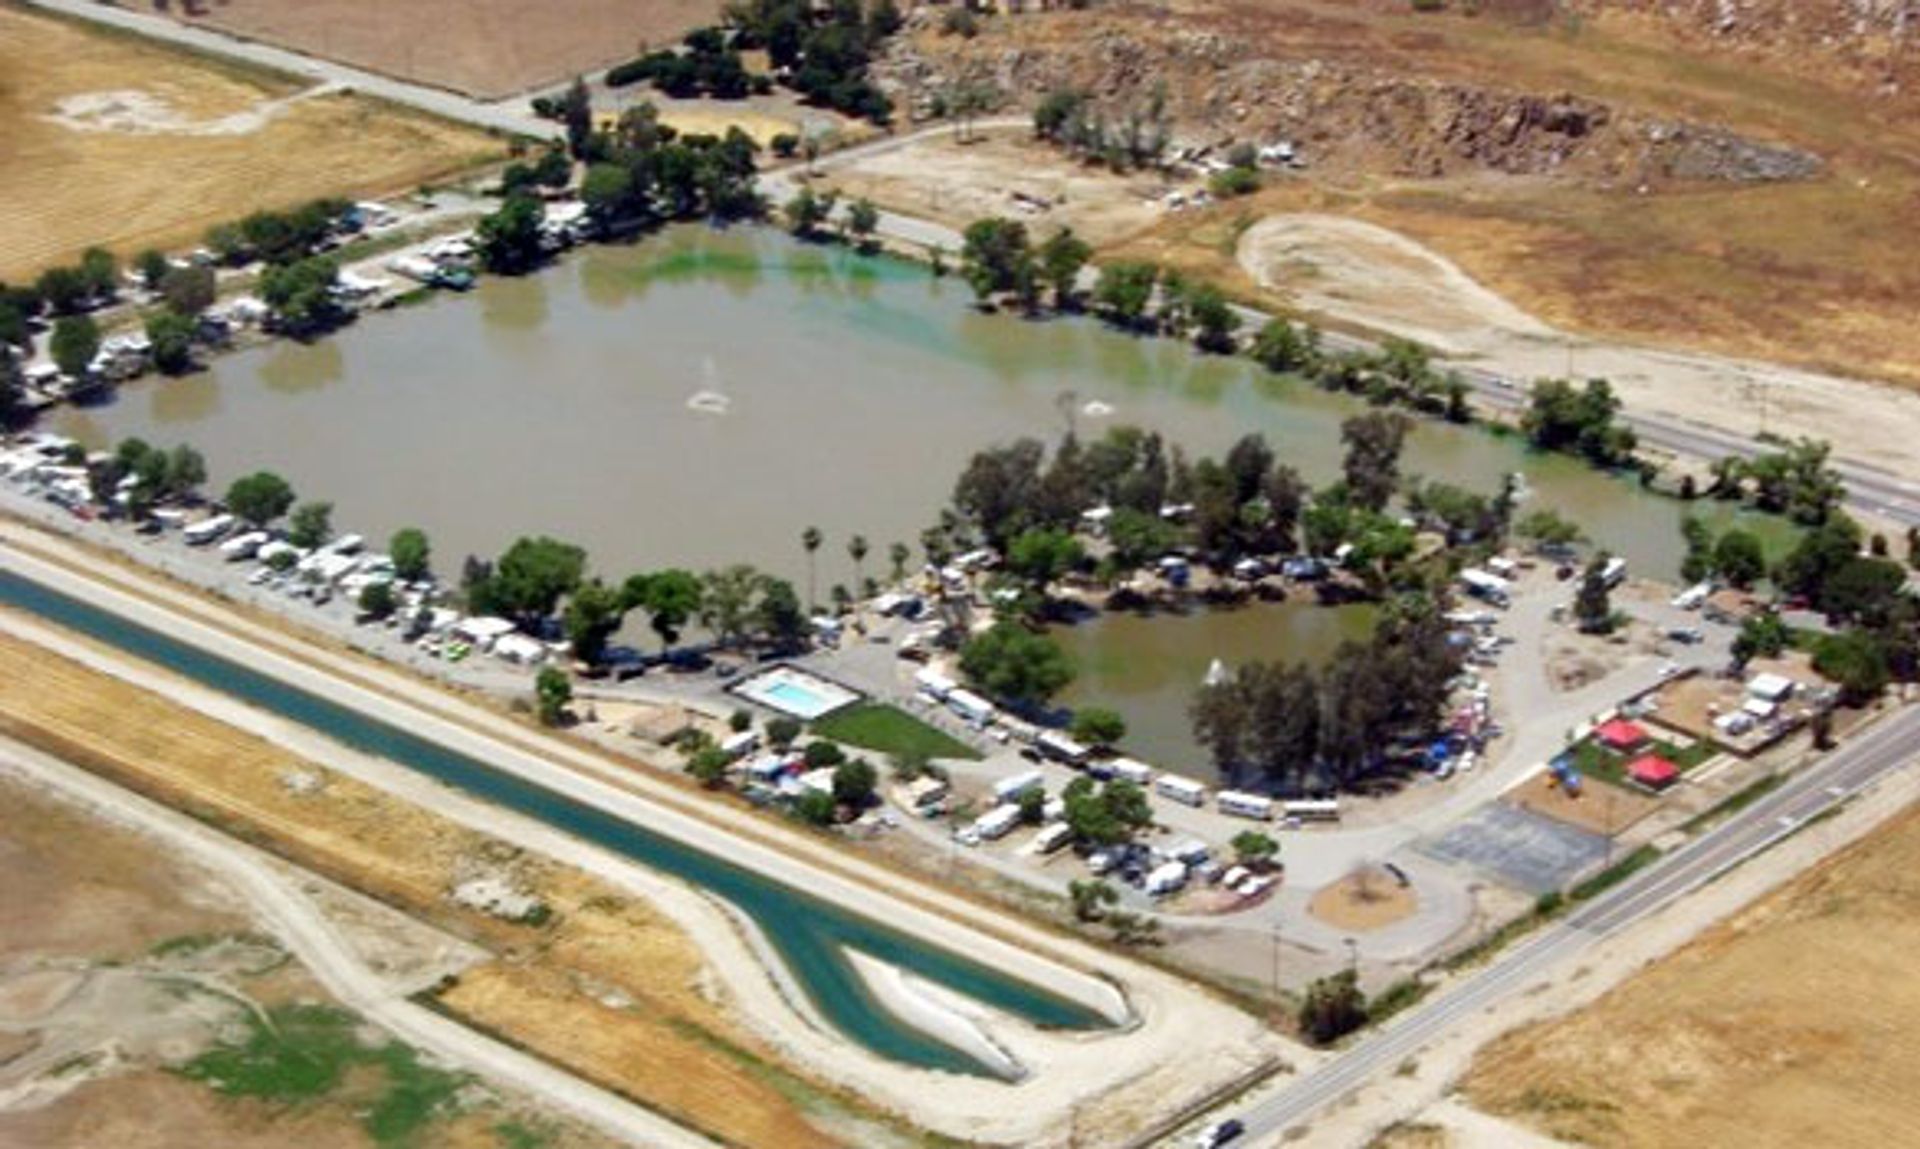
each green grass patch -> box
[1680,771,1785,834]
[809,703,980,761]
[180,1004,469,1147]
[1568,844,1661,903]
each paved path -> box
[1186,703,1920,1146]
[0,734,720,1149]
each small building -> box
[1626,754,1680,790]
[452,616,518,649]
[491,632,548,666]
[1594,718,1649,752]
[1747,672,1795,704]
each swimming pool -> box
[734,666,861,720]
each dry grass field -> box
[0,6,500,280]
[1462,799,1920,1148]
[0,624,852,1149]
[161,0,723,98]
[1109,2,1920,386]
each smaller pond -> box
[1053,599,1379,780]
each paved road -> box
[1198,703,1920,1146]
[0,734,720,1149]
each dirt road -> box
[0,734,720,1149]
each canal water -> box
[56,225,1794,770]
[0,568,1108,1075]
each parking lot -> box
[1419,803,1612,895]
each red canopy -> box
[1628,754,1679,789]
[1595,718,1649,750]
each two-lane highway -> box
[1205,705,1920,1146]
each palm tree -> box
[848,534,869,595]
[888,541,910,583]
[802,525,823,611]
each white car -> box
[247,567,273,586]
[1195,1118,1245,1148]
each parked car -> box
[1194,1118,1245,1148]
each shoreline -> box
[0,516,1290,1145]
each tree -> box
[1068,878,1117,922]
[1340,411,1412,513]
[700,564,762,646]
[1187,284,1241,354]
[803,739,847,770]
[0,354,23,428]
[953,438,1046,549]
[50,315,100,379]
[564,578,628,665]
[888,540,911,583]
[1298,970,1368,1045]
[287,501,333,549]
[801,525,823,610]
[766,716,803,750]
[959,622,1075,707]
[581,163,637,222]
[755,576,809,649]
[358,581,397,620]
[1061,777,1153,847]
[1037,228,1091,309]
[687,745,733,789]
[476,195,547,274]
[1092,261,1157,328]
[160,265,217,316]
[145,310,196,374]
[259,257,342,335]
[136,249,170,290]
[846,197,880,252]
[390,527,432,582]
[1516,508,1583,552]
[535,666,573,726]
[1813,630,1890,706]
[491,536,587,622]
[794,789,837,826]
[1006,527,1083,591]
[958,217,1032,304]
[561,75,594,159]
[1016,786,1047,825]
[847,534,870,592]
[1731,611,1790,670]
[1575,553,1615,634]
[225,471,296,527]
[1713,529,1767,590]
[1250,318,1318,374]
[78,247,119,301]
[1231,830,1279,868]
[1522,377,1637,468]
[162,444,206,500]
[824,756,877,809]
[1069,707,1127,748]
[635,568,704,649]
[783,187,834,239]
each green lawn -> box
[810,703,980,761]
[179,1003,469,1147]
[1568,734,1715,788]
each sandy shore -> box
[0,521,1294,1145]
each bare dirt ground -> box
[1463,797,1920,1148]
[1505,772,1657,839]
[1231,209,1920,478]
[0,624,852,1149]
[1309,868,1420,933]
[821,129,1167,247]
[0,768,599,1149]
[154,0,722,98]
[0,6,500,279]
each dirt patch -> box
[0,6,499,279]
[162,0,723,99]
[1237,213,1552,354]
[1504,771,1657,838]
[824,128,1167,247]
[1463,799,1920,1148]
[1308,866,1418,932]
[0,623,853,1146]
